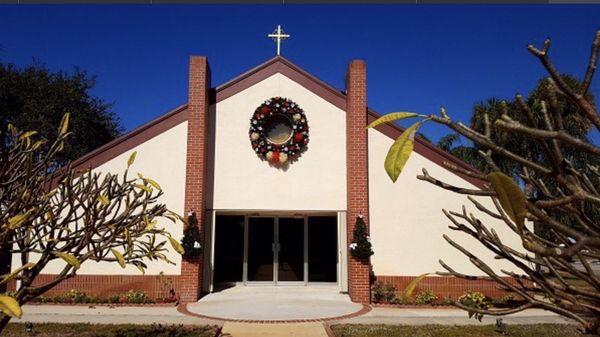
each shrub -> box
[372,282,397,303]
[65,289,89,303]
[31,296,49,303]
[123,290,153,304]
[349,215,373,259]
[88,296,101,304]
[492,293,522,308]
[415,290,438,305]
[29,290,163,305]
[52,294,66,303]
[393,296,412,305]
[458,291,489,321]
[442,296,454,306]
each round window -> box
[264,114,293,145]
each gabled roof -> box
[214,56,347,110]
[72,56,485,188]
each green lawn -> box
[3,323,217,337]
[331,324,588,337]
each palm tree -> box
[439,75,595,180]
[438,75,599,234]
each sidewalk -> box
[19,305,219,325]
[16,304,573,337]
[19,304,571,326]
[339,307,572,326]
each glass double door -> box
[246,217,305,283]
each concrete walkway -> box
[16,304,573,337]
[19,304,219,325]
[186,286,363,321]
[339,307,572,326]
[221,322,328,337]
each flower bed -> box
[371,281,524,310]
[30,289,178,306]
[371,303,455,309]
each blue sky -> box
[1,5,599,143]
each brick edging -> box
[323,322,337,337]
[176,303,371,324]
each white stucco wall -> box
[368,129,524,277]
[26,121,188,276]
[210,73,347,211]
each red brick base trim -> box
[374,275,519,299]
[17,274,180,300]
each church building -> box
[25,30,521,305]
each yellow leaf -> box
[0,295,22,318]
[384,122,422,182]
[487,172,527,232]
[144,177,162,191]
[124,228,130,241]
[111,249,126,269]
[144,217,156,231]
[53,252,80,270]
[169,237,185,255]
[1,263,35,284]
[402,273,430,299]
[133,262,146,275]
[58,113,70,136]
[7,124,16,136]
[127,151,137,167]
[134,184,152,193]
[31,140,45,150]
[7,214,26,230]
[19,131,37,140]
[367,112,419,129]
[97,195,110,206]
[7,208,36,229]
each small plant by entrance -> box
[349,215,373,260]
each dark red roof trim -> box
[215,56,347,110]
[367,109,486,189]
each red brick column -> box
[345,60,371,304]
[180,56,211,303]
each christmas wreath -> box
[249,97,309,166]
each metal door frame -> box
[243,215,308,285]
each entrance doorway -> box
[213,214,338,286]
[247,216,305,282]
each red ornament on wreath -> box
[249,97,310,167]
[293,132,304,144]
